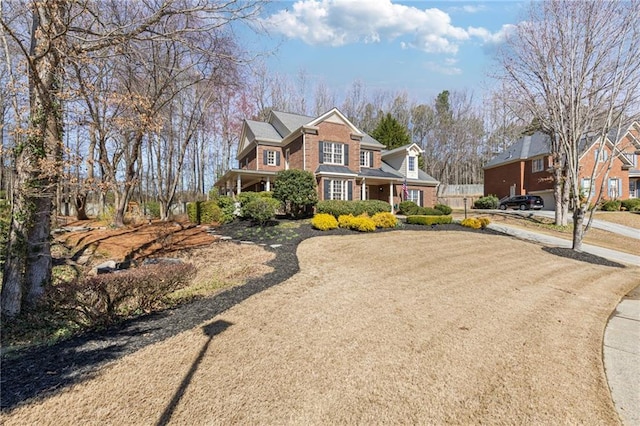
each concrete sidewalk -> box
[487,222,639,425]
[487,223,640,266]
[605,286,640,426]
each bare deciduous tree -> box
[0,0,264,318]
[496,0,640,250]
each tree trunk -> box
[572,207,586,251]
[75,192,89,220]
[1,2,65,317]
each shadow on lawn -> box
[156,320,233,426]
[542,247,625,268]
[0,249,300,411]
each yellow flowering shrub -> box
[478,217,491,229]
[338,214,355,228]
[460,217,482,229]
[311,213,339,231]
[350,216,376,232]
[372,212,397,228]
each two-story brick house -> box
[214,108,439,210]
[618,122,640,198]
[483,124,639,208]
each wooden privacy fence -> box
[436,184,484,209]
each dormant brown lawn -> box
[3,230,638,425]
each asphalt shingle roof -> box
[484,132,551,168]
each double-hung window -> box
[581,178,593,197]
[608,178,621,199]
[266,150,276,166]
[263,150,280,166]
[323,142,344,165]
[532,157,544,173]
[360,150,371,167]
[325,179,350,200]
[408,156,416,172]
[595,148,609,162]
[407,189,421,205]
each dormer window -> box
[408,156,416,172]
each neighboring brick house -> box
[617,122,640,198]
[483,126,638,209]
[214,108,439,210]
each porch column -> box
[265,176,271,192]
[236,175,242,194]
[361,178,366,200]
[389,183,394,213]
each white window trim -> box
[324,142,344,165]
[408,156,416,172]
[407,189,420,204]
[608,178,621,199]
[360,150,370,168]
[329,179,348,200]
[266,150,276,166]
[595,148,609,163]
[532,157,544,173]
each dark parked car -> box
[499,195,544,210]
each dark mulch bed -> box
[0,219,616,411]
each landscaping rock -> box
[94,260,117,274]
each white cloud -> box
[424,58,463,75]
[261,0,504,55]
[449,5,487,14]
[468,24,516,45]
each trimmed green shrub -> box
[316,200,391,218]
[406,215,452,225]
[398,200,419,215]
[357,200,392,216]
[186,202,199,223]
[200,201,223,224]
[474,195,499,209]
[601,200,621,211]
[311,213,339,230]
[372,212,397,228]
[621,198,640,212]
[241,197,281,225]
[273,169,319,217]
[435,203,452,215]
[418,207,444,216]
[238,191,269,206]
[214,195,236,224]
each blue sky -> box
[243,0,527,104]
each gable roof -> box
[237,108,386,159]
[245,119,281,142]
[269,110,315,136]
[484,132,551,169]
[381,143,424,159]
